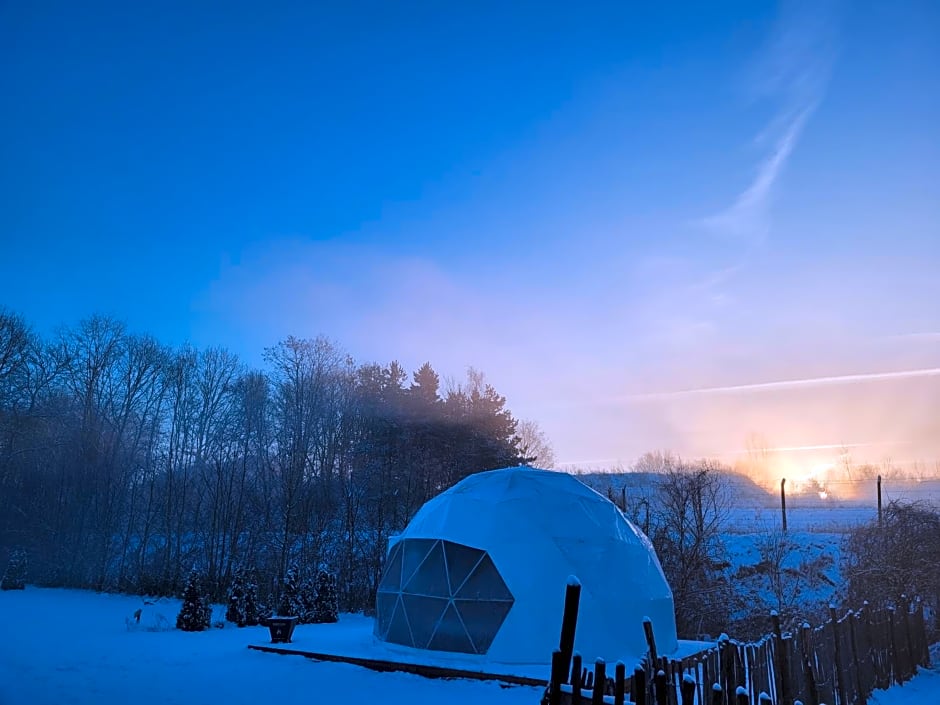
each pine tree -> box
[1,548,27,590]
[176,569,212,631]
[312,570,339,624]
[226,567,261,627]
[276,564,303,618]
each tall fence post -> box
[877,475,882,527]
[644,617,659,667]
[559,576,582,674]
[780,479,788,533]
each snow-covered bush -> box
[276,564,303,618]
[226,568,261,627]
[176,569,212,632]
[1,548,27,590]
[311,570,338,624]
[126,603,172,632]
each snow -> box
[0,588,544,705]
[867,645,940,705]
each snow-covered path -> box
[0,588,543,705]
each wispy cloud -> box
[622,367,940,402]
[703,2,838,242]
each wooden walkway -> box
[247,644,546,687]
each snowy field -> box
[0,588,543,705]
[1,588,936,705]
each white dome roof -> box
[379,466,677,665]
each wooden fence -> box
[544,583,931,705]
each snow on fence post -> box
[591,659,606,705]
[680,673,696,705]
[653,669,668,705]
[711,683,723,705]
[758,692,773,705]
[735,685,750,705]
[559,576,581,675]
[771,612,793,705]
[828,606,847,705]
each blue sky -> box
[2,0,938,473]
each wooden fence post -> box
[680,674,696,705]
[847,611,865,704]
[758,693,773,705]
[772,612,792,705]
[800,624,819,705]
[549,649,565,705]
[614,661,626,705]
[559,577,581,674]
[780,479,788,533]
[592,659,607,705]
[644,617,659,666]
[634,666,647,705]
[571,653,583,705]
[711,683,723,705]
[900,596,916,681]
[829,606,847,705]
[736,685,750,705]
[654,668,668,705]
[887,607,900,685]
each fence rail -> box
[543,583,930,705]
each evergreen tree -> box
[226,567,261,627]
[176,569,212,631]
[276,564,303,618]
[312,570,339,623]
[1,548,27,590]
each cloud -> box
[702,1,838,242]
[622,367,940,402]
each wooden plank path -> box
[247,644,548,687]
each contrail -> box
[625,368,940,402]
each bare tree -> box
[516,418,555,468]
[650,459,732,639]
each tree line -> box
[0,309,548,610]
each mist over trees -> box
[0,310,531,610]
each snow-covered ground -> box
[868,643,940,705]
[0,588,544,705]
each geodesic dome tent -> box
[374,466,678,664]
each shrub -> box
[176,569,212,631]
